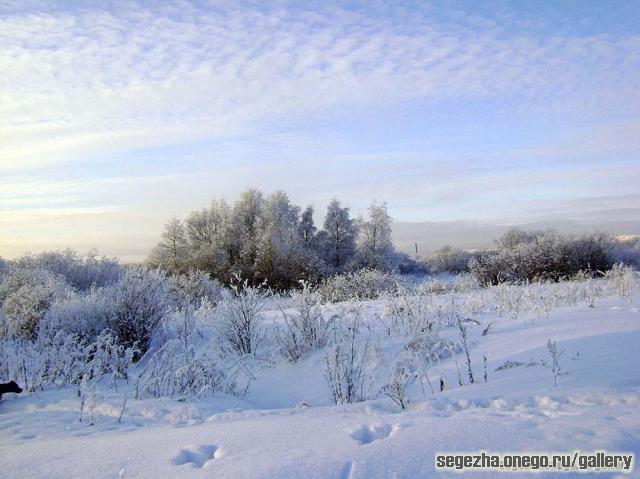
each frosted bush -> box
[490,282,531,319]
[107,266,173,355]
[609,237,640,268]
[155,300,216,352]
[134,339,251,400]
[417,278,451,295]
[317,274,347,303]
[276,281,334,362]
[381,360,416,409]
[0,267,72,339]
[604,263,637,297]
[0,330,136,392]
[425,246,472,274]
[463,293,486,321]
[83,331,138,385]
[41,288,114,341]
[13,250,121,291]
[403,333,449,396]
[469,255,508,286]
[169,269,223,308]
[217,276,266,356]
[452,274,481,293]
[318,269,398,303]
[0,257,9,282]
[323,308,371,404]
[384,288,438,337]
[468,229,622,285]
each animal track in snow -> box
[339,461,356,479]
[171,444,219,468]
[350,423,396,445]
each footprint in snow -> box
[350,423,396,445]
[171,444,220,468]
[340,461,356,479]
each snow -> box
[1,287,639,478]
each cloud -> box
[1,1,639,168]
[1,1,639,260]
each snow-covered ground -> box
[1,285,639,478]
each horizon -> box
[2,1,639,261]
[2,213,638,263]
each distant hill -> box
[392,219,640,256]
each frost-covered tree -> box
[320,199,357,272]
[356,202,394,270]
[495,228,540,250]
[185,207,216,247]
[148,217,190,274]
[295,205,328,283]
[149,190,411,284]
[185,199,237,277]
[233,189,265,280]
[255,191,304,288]
[0,257,8,279]
[298,206,317,251]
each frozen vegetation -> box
[0,240,639,477]
[146,189,413,290]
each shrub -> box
[469,229,622,286]
[323,308,370,404]
[318,269,398,303]
[169,269,224,308]
[41,288,114,341]
[609,236,640,268]
[0,267,72,339]
[426,246,473,274]
[381,360,416,409]
[217,276,266,356]
[468,254,507,286]
[604,263,637,296]
[0,257,8,282]
[13,250,121,290]
[0,330,136,392]
[134,339,250,400]
[384,287,438,337]
[276,281,334,362]
[107,266,173,356]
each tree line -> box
[425,228,640,285]
[148,189,402,289]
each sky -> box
[1,0,639,261]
